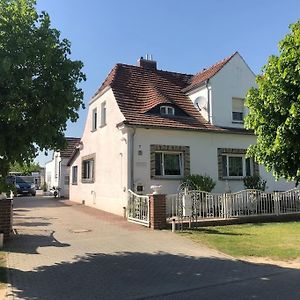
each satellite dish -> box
[194,96,207,111]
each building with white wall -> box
[68,53,294,216]
[45,137,80,197]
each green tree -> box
[9,161,40,175]
[245,20,300,185]
[0,0,86,192]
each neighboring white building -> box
[68,52,294,216]
[45,137,80,197]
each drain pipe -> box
[129,127,136,190]
[205,79,212,123]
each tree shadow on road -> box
[2,251,300,300]
[5,231,70,254]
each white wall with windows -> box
[210,53,255,128]
[132,128,294,195]
[45,154,70,197]
[69,88,129,216]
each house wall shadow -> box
[3,252,300,300]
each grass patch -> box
[180,222,300,261]
[0,251,6,289]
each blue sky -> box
[35,0,299,165]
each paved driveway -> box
[4,196,300,299]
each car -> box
[14,176,36,196]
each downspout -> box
[129,127,136,190]
[205,79,212,124]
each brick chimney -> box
[137,55,157,70]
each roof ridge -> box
[193,51,237,78]
[115,62,193,77]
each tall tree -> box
[245,20,300,185]
[0,0,86,191]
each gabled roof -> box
[93,52,249,133]
[184,52,237,92]
[60,137,81,158]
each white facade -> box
[132,128,294,195]
[45,153,71,198]
[69,88,129,215]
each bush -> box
[182,174,216,192]
[243,175,267,191]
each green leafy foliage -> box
[9,161,40,175]
[245,20,300,186]
[182,174,216,192]
[243,175,267,191]
[0,0,86,192]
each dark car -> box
[15,176,36,196]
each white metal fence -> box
[127,190,150,227]
[166,188,300,222]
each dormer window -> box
[160,106,175,116]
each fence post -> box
[149,194,167,230]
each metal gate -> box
[127,190,150,227]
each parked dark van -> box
[14,176,36,196]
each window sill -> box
[221,176,244,181]
[91,129,97,133]
[99,123,107,128]
[72,183,78,185]
[82,179,94,184]
[151,176,183,180]
[232,121,244,124]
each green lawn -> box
[180,222,300,261]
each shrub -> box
[182,174,216,192]
[243,175,267,191]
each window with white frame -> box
[82,154,95,183]
[72,166,78,185]
[222,154,252,178]
[100,102,106,127]
[92,108,97,131]
[160,105,175,116]
[155,152,183,177]
[232,98,244,123]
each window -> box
[232,98,244,123]
[92,108,97,131]
[222,154,252,178]
[150,145,190,179]
[72,166,78,185]
[82,154,95,183]
[218,148,259,180]
[160,106,175,116]
[155,152,183,177]
[100,102,106,127]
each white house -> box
[45,137,80,197]
[68,52,294,216]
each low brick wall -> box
[0,199,13,240]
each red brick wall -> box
[149,194,166,230]
[0,199,13,240]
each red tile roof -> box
[94,52,247,133]
[60,137,81,158]
[185,52,237,91]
